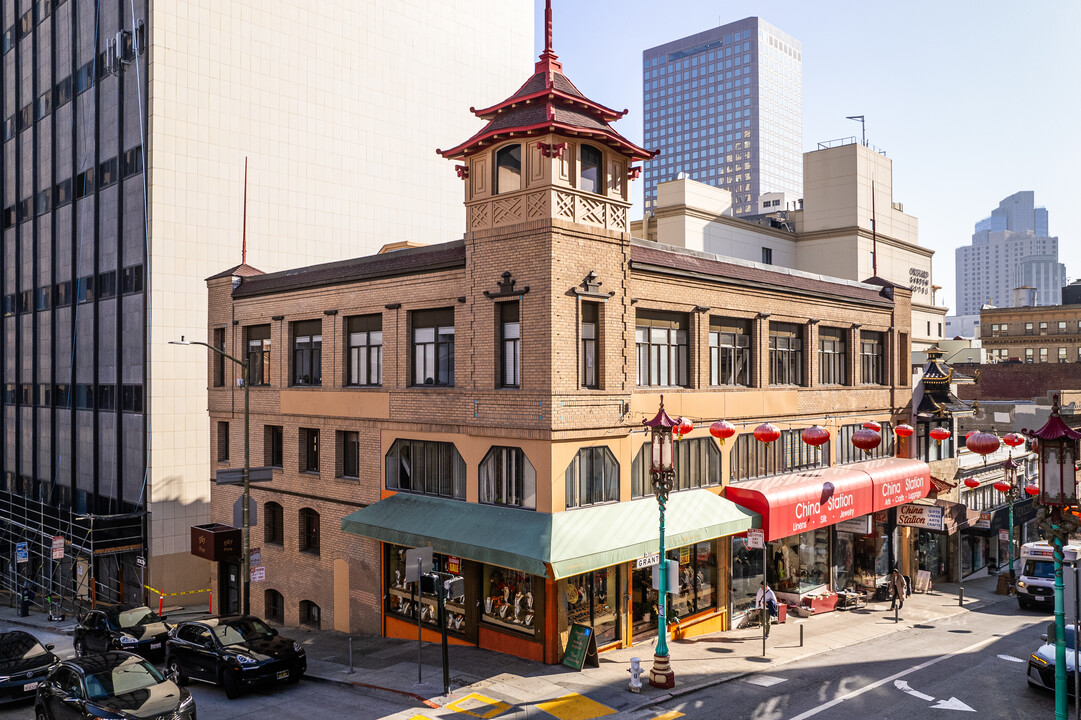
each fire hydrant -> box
[627,657,643,693]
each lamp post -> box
[1024,395,1081,720]
[171,335,251,616]
[643,397,678,689]
[994,458,1020,590]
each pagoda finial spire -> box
[535,0,562,74]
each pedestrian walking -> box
[756,581,778,636]
[888,568,906,610]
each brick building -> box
[202,10,929,663]
[981,304,1081,364]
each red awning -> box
[724,458,933,542]
[850,458,933,512]
[724,466,874,542]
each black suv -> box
[73,606,170,661]
[0,630,58,704]
[165,615,305,699]
[34,651,195,720]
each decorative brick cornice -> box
[483,271,530,299]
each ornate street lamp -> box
[643,397,679,689]
[994,457,1020,590]
[1024,395,1081,720]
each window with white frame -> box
[709,317,750,386]
[499,301,520,388]
[479,446,536,509]
[292,320,322,386]
[581,302,599,388]
[860,331,885,385]
[636,310,689,387]
[412,308,455,386]
[818,327,846,385]
[769,322,802,385]
[347,314,382,386]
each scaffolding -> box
[0,491,148,616]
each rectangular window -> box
[340,431,360,478]
[709,317,750,386]
[35,287,50,311]
[731,428,829,481]
[837,422,894,464]
[246,325,271,386]
[500,301,520,387]
[860,331,885,384]
[54,281,72,307]
[301,428,320,473]
[917,421,955,462]
[264,503,284,545]
[1059,347,1068,363]
[53,384,70,408]
[212,328,225,387]
[217,421,230,462]
[121,265,144,294]
[122,145,144,177]
[74,384,94,410]
[120,384,143,413]
[385,439,467,499]
[480,446,537,509]
[818,327,847,385]
[55,76,72,107]
[412,308,455,386]
[75,168,95,198]
[265,425,284,468]
[292,320,322,386]
[1039,322,1048,335]
[761,247,772,264]
[54,178,72,207]
[1040,348,1048,363]
[97,157,118,188]
[97,271,116,299]
[769,322,803,385]
[635,310,689,387]
[1059,321,1067,334]
[346,314,382,386]
[581,302,599,388]
[1025,323,1034,335]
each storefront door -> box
[564,567,620,647]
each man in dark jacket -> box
[889,569,906,610]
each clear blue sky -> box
[530,0,1080,313]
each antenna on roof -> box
[871,177,878,277]
[241,157,248,264]
[846,115,866,146]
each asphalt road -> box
[641,603,1063,720]
[0,622,405,720]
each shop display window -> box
[918,530,948,578]
[564,568,620,646]
[668,540,717,619]
[482,566,536,636]
[768,528,830,594]
[385,545,468,634]
[731,536,765,618]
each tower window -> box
[580,145,602,194]
[494,144,521,194]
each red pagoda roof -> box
[437,1,656,163]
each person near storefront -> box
[888,568,906,610]
[755,581,778,635]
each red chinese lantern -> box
[801,425,831,447]
[863,421,882,432]
[709,420,736,445]
[993,481,1011,493]
[754,423,781,445]
[965,430,979,442]
[1003,433,1025,448]
[894,424,914,438]
[929,427,951,444]
[963,478,980,488]
[675,417,693,441]
[965,431,1000,457]
[1025,484,1040,496]
[851,428,882,452]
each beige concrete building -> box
[981,304,1081,364]
[0,0,532,609]
[633,141,947,364]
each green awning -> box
[341,490,758,580]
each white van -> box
[1017,541,1081,610]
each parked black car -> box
[165,615,306,699]
[1028,625,1076,694]
[73,606,170,661]
[0,630,59,704]
[34,651,195,720]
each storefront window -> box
[564,568,620,646]
[833,516,888,592]
[731,536,765,618]
[768,528,830,595]
[385,545,468,634]
[668,540,717,619]
[631,564,660,637]
[918,530,948,578]
[481,566,536,636]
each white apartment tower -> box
[955,191,1064,315]
[642,17,803,217]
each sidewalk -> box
[0,572,1017,719]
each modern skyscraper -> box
[642,17,802,216]
[0,0,531,606]
[955,191,1064,315]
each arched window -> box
[494,144,522,194]
[264,502,283,545]
[580,145,602,194]
[265,589,284,624]
[299,507,320,554]
[631,437,721,497]
[565,446,618,508]
[300,600,320,629]
[479,447,536,509]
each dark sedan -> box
[165,615,305,699]
[73,606,170,662]
[35,651,195,720]
[0,630,58,704]
[1028,625,1077,694]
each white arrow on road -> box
[893,680,934,701]
[894,679,975,712]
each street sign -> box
[15,542,28,563]
[51,536,65,560]
[135,556,146,567]
[746,528,765,549]
[250,547,261,566]
[404,547,433,583]
[232,496,258,529]
[250,566,266,582]
[635,553,660,569]
[216,467,275,485]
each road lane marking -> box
[894,680,934,701]
[650,712,685,720]
[744,675,788,687]
[997,654,1025,663]
[786,636,995,720]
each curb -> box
[0,614,76,636]
[304,671,442,709]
